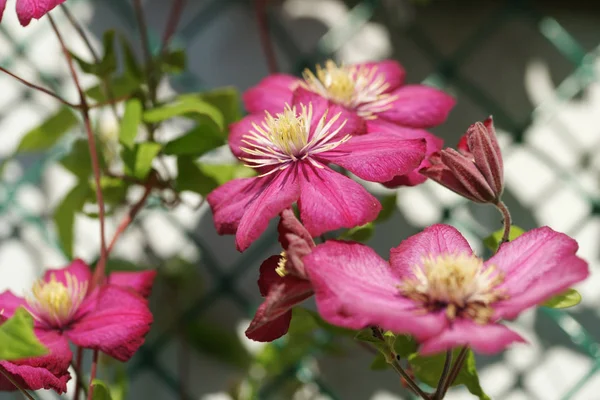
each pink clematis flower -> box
[304,224,589,355]
[0,259,156,393]
[241,60,454,186]
[208,103,426,251]
[246,209,315,342]
[0,0,65,26]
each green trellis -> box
[1,0,599,398]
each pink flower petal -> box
[228,112,269,159]
[246,257,313,341]
[43,258,91,287]
[419,320,526,355]
[377,85,455,128]
[16,0,65,26]
[490,227,589,320]
[320,132,426,182]
[356,60,406,92]
[0,329,71,393]
[243,74,298,114]
[389,224,473,278]
[235,168,301,251]
[293,87,366,136]
[305,241,447,340]
[0,291,26,318]
[108,270,157,299]
[207,177,259,235]
[0,0,7,22]
[67,285,153,362]
[277,208,313,250]
[297,162,380,237]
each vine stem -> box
[255,0,278,73]
[86,350,99,400]
[433,350,453,400]
[48,15,108,287]
[438,347,469,399]
[161,0,186,55]
[0,65,79,108]
[132,0,156,102]
[0,364,35,399]
[73,347,83,400]
[495,200,512,246]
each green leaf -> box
[409,349,490,400]
[483,225,525,253]
[118,34,143,80]
[122,142,162,180]
[543,288,582,309]
[375,195,397,223]
[195,87,242,127]
[160,48,186,74]
[197,163,256,186]
[163,122,225,156]
[370,353,389,370]
[0,308,48,360]
[54,183,92,258]
[176,157,218,195]
[17,107,78,152]
[89,176,127,206]
[393,334,418,358]
[91,379,113,400]
[119,99,143,148]
[339,222,374,242]
[186,319,251,368]
[86,75,141,103]
[143,97,224,130]
[60,140,92,179]
[70,30,117,77]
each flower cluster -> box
[208,58,590,361]
[0,260,156,393]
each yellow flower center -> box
[240,103,350,176]
[398,254,506,324]
[300,60,397,119]
[26,272,88,328]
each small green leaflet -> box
[339,222,374,242]
[122,142,162,180]
[0,308,48,360]
[119,99,143,149]
[17,107,78,152]
[54,183,92,258]
[91,379,113,400]
[143,97,224,130]
[543,288,582,309]
[483,225,525,252]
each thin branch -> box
[161,0,186,55]
[439,347,469,398]
[132,0,156,101]
[73,347,83,400]
[0,364,35,400]
[433,350,453,400]
[0,65,79,108]
[86,350,99,400]
[48,15,108,287]
[255,0,278,73]
[390,357,431,400]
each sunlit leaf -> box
[122,142,162,180]
[340,222,374,242]
[54,183,92,258]
[483,225,525,253]
[0,308,47,360]
[91,379,113,400]
[409,349,490,400]
[197,163,256,186]
[17,107,78,152]
[143,97,224,129]
[543,288,582,309]
[119,99,143,149]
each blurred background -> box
[1,0,600,399]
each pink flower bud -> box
[421,117,504,204]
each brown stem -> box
[0,65,79,108]
[390,357,431,400]
[132,0,157,101]
[0,364,35,399]
[73,347,84,400]
[255,0,278,73]
[106,179,155,255]
[433,350,452,400]
[86,350,99,400]
[439,347,469,398]
[48,15,108,287]
[161,0,187,55]
[495,201,512,246]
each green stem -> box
[439,347,469,398]
[86,350,99,400]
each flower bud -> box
[421,117,504,204]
